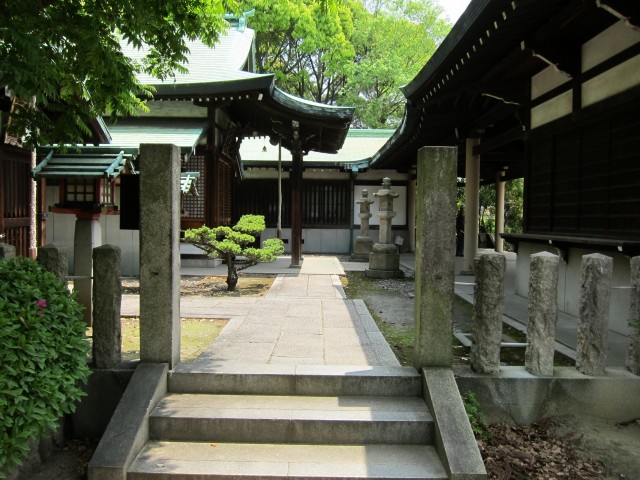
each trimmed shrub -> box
[0,257,91,477]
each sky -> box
[440,0,472,24]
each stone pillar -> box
[525,252,560,376]
[74,214,101,325]
[407,169,417,252]
[462,138,480,274]
[366,177,401,279]
[470,252,506,375]
[92,245,122,369]
[351,189,375,261]
[627,256,640,375]
[414,147,457,368]
[577,253,613,376]
[0,242,16,259]
[37,243,68,283]
[495,170,505,253]
[139,144,181,367]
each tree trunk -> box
[225,254,238,291]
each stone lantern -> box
[351,189,375,261]
[366,177,402,278]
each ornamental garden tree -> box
[184,215,284,291]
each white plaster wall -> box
[261,227,351,254]
[582,54,640,108]
[531,65,570,100]
[515,242,631,335]
[530,90,573,129]
[582,20,640,72]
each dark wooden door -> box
[0,146,32,257]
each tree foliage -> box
[0,0,235,147]
[238,0,450,128]
[343,0,450,127]
[184,215,284,291]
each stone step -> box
[169,364,422,397]
[149,393,433,445]
[128,441,448,480]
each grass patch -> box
[88,317,228,363]
[374,319,414,366]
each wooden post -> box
[290,144,303,268]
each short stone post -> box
[577,253,613,376]
[0,242,16,259]
[470,252,506,375]
[73,215,102,325]
[525,252,560,376]
[351,189,375,261]
[414,146,457,368]
[139,144,181,367]
[366,178,402,279]
[626,256,640,375]
[92,245,122,368]
[37,243,68,283]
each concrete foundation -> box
[455,365,640,425]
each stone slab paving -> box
[121,271,399,367]
[192,274,398,367]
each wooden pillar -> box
[408,168,417,252]
[462,138,480,274]
[495,170,505,253]
[290,143,303,268]
[205,107,221,227]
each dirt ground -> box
[17,272,640,480]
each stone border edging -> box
[88,363,168,480]
[422,368,487,480]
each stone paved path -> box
[121,273,399,367]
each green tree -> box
[240,0,450,128]
[342,0,450,127]
[0,0,235,147]
[184,215,284,291]
[237,0,355,104]
[457,177,524,248]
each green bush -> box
[0,257,91,477]
[462,391,491,441]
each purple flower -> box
[36,299,47,309]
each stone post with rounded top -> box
[351,189,375,261]
[626,256,640,375]
[525,251,560,376]
[37,243,68,283]
[366,177,402,279]
[577,253,613,376]
[92,244,122,369]
[470,251,506,375]
[0,242,16,259]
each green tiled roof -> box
[32,151,133,180]
[104,119,209,155]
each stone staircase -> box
[126,365,448,479]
